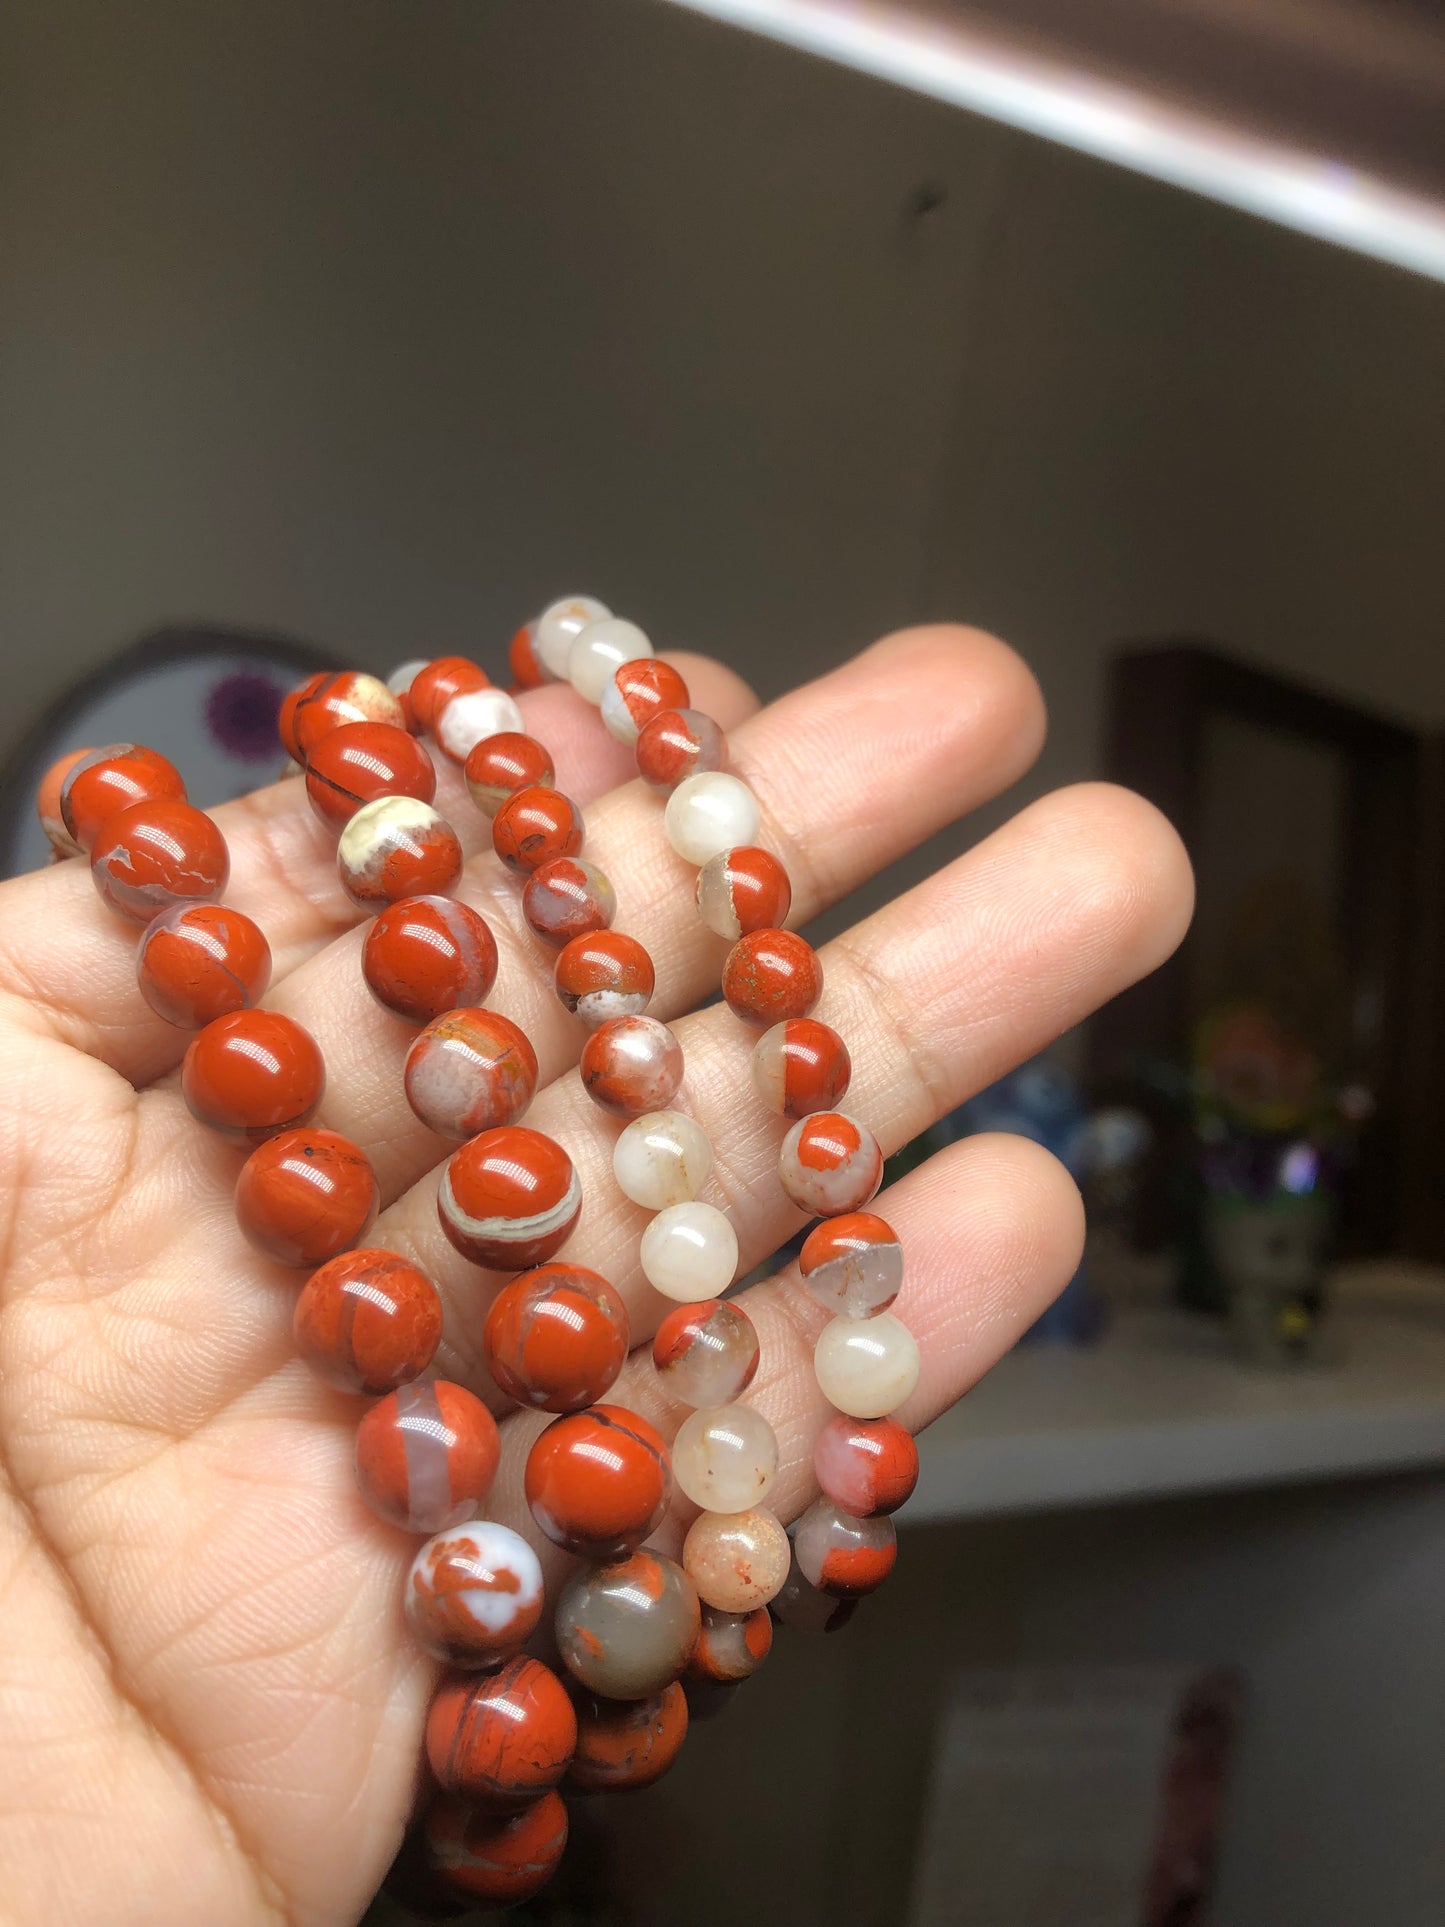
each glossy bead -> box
[408,656,490,736]
[694,844,792,940]
[181,1009,324,1142]
[484,1264,629,1412]
[423,1789,567,1907]
[336,796,463,910]
[779,1111,884,1216]
[688,1604,772,1683]
[37,747,93,856]
[491,785,584,875]
[652,1299,760,1408]
[526,1404,671,1559]
[438,1126,582,1270]
[601,656,690,746]
[569,1682,688,1791]
[752,1018,851,1117]
[436,687,525,764]
[799,1211,902,1318]
[523,857,616,949]
[769,1546,859,1633]
[285,671,405,763]
[793,1498,897,1595]
[361,895,498,1026]
[234,1128,378,1267]
[137,903,272,1029]
[640,1201,737,1302]
[568,616,653,704]
[293,1247,442,1394]
[555,1550,700,1700]
[580,1015,684,1119]
[723,929,823,1027]
[405,1519,545,1668]
[535,593,612,678]
[464,731,555,817]
[636,708,727,792]
[613,1109,712,1209]
[682,1507,790,1612]
[90,800,229,924]
[404,1008,537,1139]
[60,744,186,852]
[673,1404,778,1512]
[665,771,760,866]
[814,1413,919,1517]
[386,657,428,698]
[555,930,655,1027]
[354,1379,500,1532]
[426,1657,577,1809]
[813,1311,920,1418]
[303,721,436,828]
[508,620,553,689]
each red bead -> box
[404,1008,538,1140]
[652,1299,760,1407]
[695,844,793,940]
[635,708,728,792]
[181,1009,325,1143]
[554,930,655,1027]
[484,1263,629,1413]
[568,1682,688,1790]
[283,672,405,763]
[234,1127,378,1267]
[423,1789,567,1907]
[438,1126,582,1270]
[751,1017,851,1117]
[354,1379,500,1532]
[580,1015,684,1119]
[336,797,462,909]
[37,747,94,856]
[293,1247,442,1393]
[813,1413,919,1517]
[90,799,229,924]
[525,1404,672,1559]
[137,903,272,1029]
[522,857,617,948]
[607,658,690,742]
[688,1604,773,1683]
[464,731,556,818]
[404,1519,545,1668]
[491,785,584,874]
[508,620,552,689]
[799,1211,902,1317]
[722,928,823,1026]
[60,744,187,853]
[409,657,490,736]
[426,1657,577,1809]
[362,895,498,1026]
[303,721,436,829]
[793,1499,897,1595]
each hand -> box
[0,626,1191,1925]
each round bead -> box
[423,1789,567,1908]
[652,1299,760,1408]
[436,687,525,764]
[612,1109,712,1209]
[234,1128,379,1267]
[408,656,490,736]
[293,1247,442,1394]
[601,656,691,746]
[336,796,463,910]
[636,708,728,792]
[484,1264,629,1413]
[508,620,552,689]
[640,1201,737,1302]
[438,1125,582,1270]
[361,894,498,1028]
[723,929,823,1029]
[536,594,612,678]
[751,1018,851,1118]
[813,1413,920,1517]
[303,721,436,829]
[672,1403,778,1513]
[769,1546,859,1633]
[285,672,405,763]
[779,1111,884,1216]
[386,657,428,696]
[555,1550,700,1700]
[569,1682,688,1791]
[682,1507,790,1613]
[354,1378,500,1532]
[181,1009,324,1142]
[464,731,555,817]
[37,747,93,856]
[525,1404,671,1560]
[555,930,655,1027]
[404,1008,538,1140]
[695,844,792,940]
[793,1499,897,1596]
[664,771,760,866]
[60,744,186,852]
[688,1604,772,1683]
[90,799,229,924]
[523,857,617,949]
[580,1015,684,1119]
[491,785,584,875]
[799,1211,902,1318]
[405,1519,545,1668]
[426,1657,577,1809]
[813,1311,920,1418]
[137,903,272,1029]
[568,616,654,704]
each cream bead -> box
[682,1507,790,1612]
[664,772,760,867]
[434,687,525,761]
[813,1311,920,1418]
[673,1404,778,1511]
[612,1110,713,1210]
[387,658,429,696]
[640,1202,737,1302]
[568,618,653,704]
[536,594,612,677]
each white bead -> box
[640,1201,737,1301]
[568,618,653,704]
[613,1109,713,1209]
[813,1312,920,1418]
[664,772,760,867]
[673,1404,779,1512]
[435,687,525,761]
[387,658,429,696]
[536,594,612,677]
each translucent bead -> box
[555,1550,700,1700]
[778,1111,883,1217]
[688,1603,772,1682]
[640,1201,737,1302]
[664,772,760,866]
[682,1506,789,1612]
[435,687,525,762]
[769,1543,858,1634]
[568,617,653,703]
[536,594,612,677]
[580,1015,684,1119]
[799,1211,902,1317]
[813,1311,920,1418]
[672,1403,778,1512]
[612,1109,713,1209]
[387,657,429,696]
[752,1019,851,1118]
[792,1498,897,1596]
[653,1299,760,1407]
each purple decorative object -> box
[206,672,288,761]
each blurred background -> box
[4,2,1443,1922]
